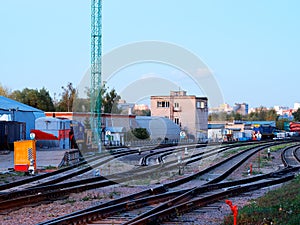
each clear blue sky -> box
[0,0,299,108]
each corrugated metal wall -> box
[0,121,26,150]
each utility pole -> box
[91,0,102,152]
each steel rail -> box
[0,148,134,192]
[281,144,300,167]
[0,142,270,202]
[35,143,292,224]
[293,146,300,163]
[0,142,283,213]
[0,143,199,192]
[140,140,272,166]
[40,167,299,225]
[128,174,295,225]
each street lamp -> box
[9,107,19,121]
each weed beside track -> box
[223,175,300,225]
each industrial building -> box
[208,120,276,142]
[45,112,181,146]
[151,90,208,142]
[233,103,249,115]
[0,96,45,150]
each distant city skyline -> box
[211,101,300,110]
[1,1,300,109]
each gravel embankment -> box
[0,146,288,225]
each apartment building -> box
[233,103,249,115]
[150,91,208,141]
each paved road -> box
[0,150,68,172]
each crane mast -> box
[91,0,102,150]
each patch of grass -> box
[61,199,76,205]
[0,172,28,184]
[81,196,91,201]
[0,174,9,180]
[0,171,24,179]
[223,175,300,225]
[81,193,103,201]
[259,157,271,168]
[269,143,293,152]
[44,165,57,170]
[223,149,240,158]
[222,145,257,158]
[126,178,151,186]
[108,191,120,199]
[238,146,254,151]
[13,171,25,176]
[251,170,263,175]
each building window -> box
[157,101,170,108]
[174,102,179,108]
[197,101,206,109]
[175,117,180,125]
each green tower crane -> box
[91,0,102,151]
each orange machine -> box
[14,140,36,173]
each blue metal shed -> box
[136,116,180,141]
[0,96,45,139]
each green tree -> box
[257,106,267,120]
[134,109,151,116]
[56,82,77,112]
[102,88,121,113]
[208,112,227,121]
[76,84,121,114]
[72,98,90,112]
[37,88,56,111]
[234,112,242,121]
[209,106,278,123]
[247,110,259,121]
[0,83,10,97]
[247,107,278,121]
[225,111,235,121]
[127,128,149,140]
[266,108,278,121]
[10,87,55,111]
[72,87,92,113]
[276,118,290,131]
[247,107,263,121]
[293,108,300,121]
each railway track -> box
[128,174,295,225]
[0,143,204,192]
[281,145,300,167]
[0,143,239,198]
[136,144,300,225]
[0,147,146,192]
[0,144,208,198]
[0,142,278,213]
[38,168,298,225]
[139,141,269,166]
[34,141,299,224]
